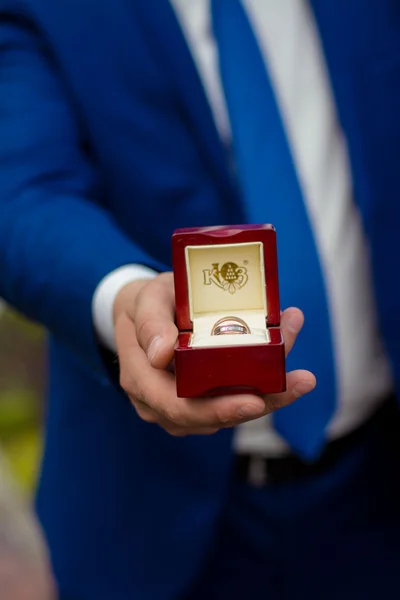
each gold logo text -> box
[203,262,248,294]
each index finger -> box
[281,307,305,356]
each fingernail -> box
[147,336,162,364]
[237,403,265,419]
[286,313,303,334]
[293,380,315,398]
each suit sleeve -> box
[0,5,165,377]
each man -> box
[0,0,399,598]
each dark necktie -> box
[211,0,336,458]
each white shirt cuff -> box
[92,265,157,352]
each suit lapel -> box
[133,0,237,205]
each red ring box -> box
[172,225,286,398]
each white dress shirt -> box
[93,0,393,456]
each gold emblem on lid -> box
[203,262,248,294]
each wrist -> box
[92,264,157,351]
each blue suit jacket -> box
[0,1,399,598]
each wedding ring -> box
[211,316,251,336]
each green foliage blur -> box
[0,308,45,497]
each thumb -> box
[134,273,178,369]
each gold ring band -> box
[211,316,251,336]
[212,323,249,335]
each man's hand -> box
[114,272,316,436]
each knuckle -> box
[212,406,231,425]
[164,406,186,426]
[156,271,174,289]
[132,395,159,424]
[163,399,187,427]
[165,425,187,437]
[263,394,281,414]
[135,406,159,424]
[119,370,134,394]
[200,428,219,436]
[136,318,156,345]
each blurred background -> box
[0,304,56,599]
[0,303,45,498]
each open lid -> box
[172,225,281,332]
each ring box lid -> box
[172,225,281,333]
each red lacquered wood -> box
[172,224,285,398]
[172,224,281,331]
[175,329,285,398]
